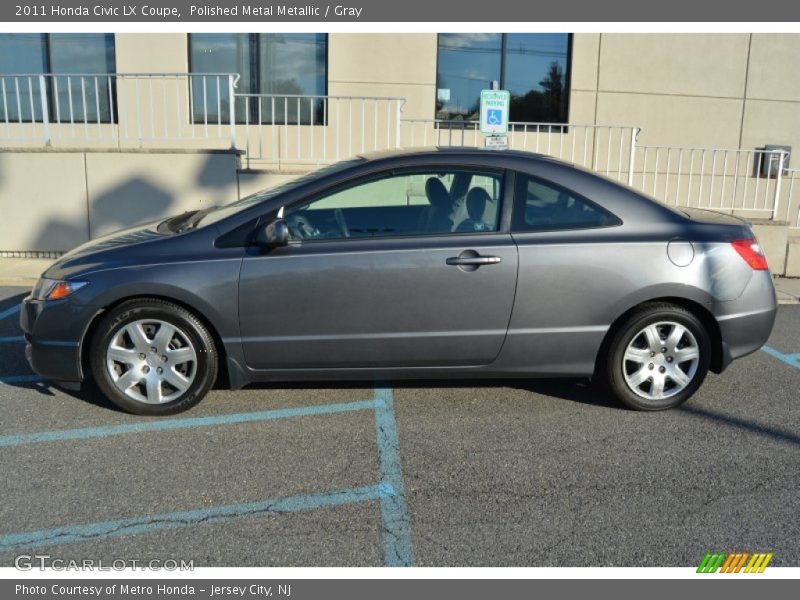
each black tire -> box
[89,299,218,416]
[598,302,711,411]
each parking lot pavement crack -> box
[691,471,797,514]
[382,524,410,565]
[0,485,385,552]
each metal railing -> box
[400,119,640,185]
[0,73,238,146]
[405,119,793,221]
[235,94,405,169]
[633,146,792,220]
[1,74,796,224]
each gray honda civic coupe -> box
[20,147,777,415]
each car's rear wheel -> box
[600,303,711,410]
[90,299,217,415]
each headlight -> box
[32,278,88,301]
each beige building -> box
[1,33,798,272]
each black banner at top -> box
[1,0,799,22]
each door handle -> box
[446,255,502,266]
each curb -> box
[776,291,800,305]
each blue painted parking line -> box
[0,484,390,552]
[0,375,44,384]
[0,336,24,343]
[0,304,21,321]
[0,387,415,566]
[0,398,377,447]
[374,387,415,567]
[762,345,800,370]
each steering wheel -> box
[334,208,350,238]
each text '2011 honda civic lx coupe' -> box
[20,148,777,415]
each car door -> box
[237,167,519,370]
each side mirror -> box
[255,218,289,248]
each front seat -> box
[455,188,492,232]
[418,177,454,233]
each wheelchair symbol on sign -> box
[486,109,503,125]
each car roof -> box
[357,146,560,164]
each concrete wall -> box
[576,33,800,168]
[0,152,90,252]
[0,150,238,252]
[328,33,437,121]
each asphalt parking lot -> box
[0,284,798,567]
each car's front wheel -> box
[600,302,711,410]
[90,299,218,415]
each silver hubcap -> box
[105,319,197,404]
[622,321,700,401]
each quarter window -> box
[512,174,620,232]
[284,169,504,241]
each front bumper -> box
[20,295,88,382]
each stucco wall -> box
[0,150,239,251]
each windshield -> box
[196,158,365,228]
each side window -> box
[512,174,621,232]
[284,170,503,241]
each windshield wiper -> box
[175,210,208,233]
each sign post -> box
[480,89,510,150]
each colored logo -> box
[697,552,773,573]
[486,109,503,125]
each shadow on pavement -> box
[1,377,123,413]
[242,377,622,410]
[0,292,28,316]
[678,404,800,447]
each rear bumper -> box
[714,271,777,371]
[717,306,777,370]
[20,295,87,382]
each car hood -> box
[43,218,174,280]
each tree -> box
[538,61,565,121]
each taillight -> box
[731,239,769,270]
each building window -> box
[436,33,571,123]
[188,33,327,125]
[0,33,116,123]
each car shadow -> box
[678,404,800,447]
[512,378,620,409]
[0,292,29,315]
[241,377,623,410]
[2,378,125,413]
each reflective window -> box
[436,33,570,123]
[284,169,504,241]
[512,174,620,232]
[189,33,327,124]
[0,33,116,123]
[48,34,117,124]
[0,34,47,122]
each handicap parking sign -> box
[486,109,503,125]
[480,90,510,135]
